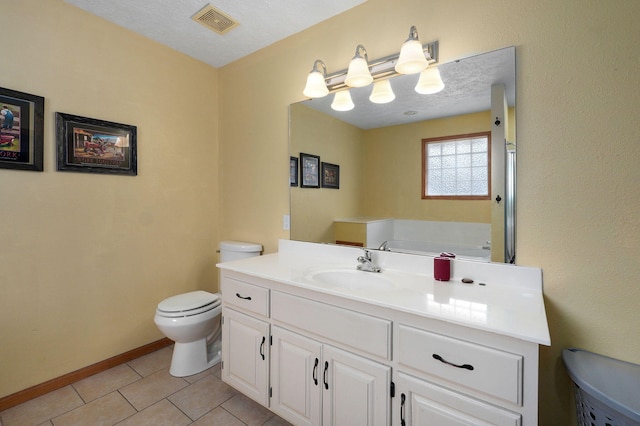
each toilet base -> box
[169,335,221,377]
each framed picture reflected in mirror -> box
[300,152,320,188]
[321,162,340,189]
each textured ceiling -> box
[64,0,367,68]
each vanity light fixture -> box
[331,90,355,111]
[302,26,439,111]
[415,66,445,94]
[344,45,373,88]
[303,59,329,98]
[369,79,396,104]
[395,25,429,74]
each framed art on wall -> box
[56,112,137,176]
[300,152,320,188]
[290,156,298,187]
[0,87,44,172]
[321,162,340,189]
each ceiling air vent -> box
[191,4,239,35]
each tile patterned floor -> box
[0,346,293,426]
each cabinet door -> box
[322,345,391,426]
[395,372,521,426]
[221,307,270,406]
[271,326,322,426]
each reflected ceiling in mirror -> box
[303,46,515,130]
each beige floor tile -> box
[263,415,294,426]
[0,386,83,426]
[119,368,188,411]
[115,399,191,426]
[168,374,238,420]
[51,392,135,426]
[127,346,173,377]
[221,394,275,426]
[1,347,284,426]
[182,363,217,384]
[73,364,141,403]
[191,407,245,426]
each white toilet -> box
[154,240,262,377]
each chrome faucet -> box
[357,249,381,273]
[378,240,391,251]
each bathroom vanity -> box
[333,217,393,247]
[217,240,550,425]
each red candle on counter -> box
[434,256,451,281]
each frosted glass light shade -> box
[345,57,373,87]
[331,90,355,111]
[415,67,445,94]
[395,39,428,74]
[303,70,329,98]
[369,80,396,104]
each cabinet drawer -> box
[397,372,521,426]
[272,291,391,360]
[398,325,522,405]
[221,276,269,317]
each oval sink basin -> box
[305,269,395,291]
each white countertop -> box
[217,240,551,346]
[333,217,393,223]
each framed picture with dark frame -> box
[290,156,298,187]
[300,152,320,188]
[0,87,44,172]
[56,112,137,176]
[321,162,340,189]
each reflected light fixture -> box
[415,67,445,94]
[331,90,355,111]
[344,45,373,88]
[303,59,329,98]
[395,25,429,75]
[369,79,396,104]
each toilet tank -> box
[219,240,262,262]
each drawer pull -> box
[400,393,406,426]
[313,358,319,386]
[323,361,329,390]
[259,336,266,360]
[236,293,252,300]
[432,353,474,371]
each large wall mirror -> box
[289,46,516,263]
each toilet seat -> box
[156,291,221,318]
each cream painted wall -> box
[219,0,640,423]
[0,1,219,398]
[363,111,492,223]
[290,104,365,243]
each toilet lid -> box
[157,291,220,315]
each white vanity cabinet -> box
[270,326,322,425]
[221,307,270,405]
[219,242,549,426]
[269,290,392,425]
[271,326,391,426]
[392,320,540,425]
[395,372,522,426]
[221,271,392,426]
[220,274,271,406]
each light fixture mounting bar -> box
[325,41,438,93]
